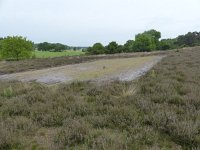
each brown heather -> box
[0,47,200,149]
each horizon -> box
[1,29,199,47]
[0,0,200,46]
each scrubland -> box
[0,47,200,149]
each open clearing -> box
[33,50,85,58]
[0,55,163,84]
[0,50,170,75]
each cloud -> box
[0,0,200,46]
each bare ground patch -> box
[0,56,164,84]
[0,50,171,75]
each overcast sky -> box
[0,0,200,46]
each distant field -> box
[33,50,85,58]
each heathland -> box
[0,46,200,149]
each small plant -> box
[150,69,156,78]
[3,86,13,98]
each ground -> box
[0,47,200,149]
[0,50,169,75]
[0,56,163,84]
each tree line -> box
[0,38,84,60]
[1,30,200,60]
[36,42,85,52]
[86,30,200,55]
[36,42,70,52]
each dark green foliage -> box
[105,41,119,54]
[158,39,177,50]
[143,29,161,41]
[134,34,156,52]
[86,30,200,55]
[86,29,162,54]
[36,42,70,52]
[123,40,135,52]
[0,38,3,59]
[86,43,105,55]
[133,29,161,51]
[176,32,200,47]
[0,36,33,60]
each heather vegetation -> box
[0,47,200,149]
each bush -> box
[0,36,33,60]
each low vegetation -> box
[0,50,169,75]
[33,50,85,58]
[0,56,160,84]
[0,47,200,149]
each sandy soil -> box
[0,56,164,84]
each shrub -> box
[0,36,34,60]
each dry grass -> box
[0,56,160,84]
[0,47,200,149]
[0,50,170,75]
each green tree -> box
[123,40,135,52]
[138,29,161,50]
[86,43,105,55]
[116,45,125,53]
[176,32,200,47]
[0,36,34,60]
[37,42,70,52]
[105,41,119,54]
[143,29,161,41]
[0,38,3,59]
[134,34,156,52]
[158,40,171,50]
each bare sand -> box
[0,56,163,84]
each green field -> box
[33,50,85,58]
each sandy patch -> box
[0,56,164,84]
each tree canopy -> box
[0,36,33,60]
[86,43,105,55]
[36,42,70,52]
[105,41,119,54]
[86,29,200,55]
[134,34,156,52]
[176,32,200,47]
[86,29,162,54]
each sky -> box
[0,0,200,46]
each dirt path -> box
[0,56,164,84]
